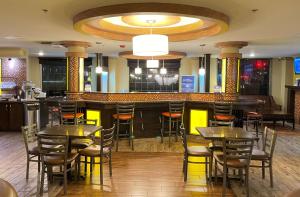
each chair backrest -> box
[59,101,77,124]
[116,103,135,115]
[209,120,233,127]
[222,138,254,168]
[179,124,188,152]
[169,101,185,114]
[262,127,277,157]
[100,125,115,154]
[22,124,38,154]
[214,102,233,116]
[37,134,68,165]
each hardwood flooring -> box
[0,123,299,197]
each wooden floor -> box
[0,123,299,197]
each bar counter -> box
[62,92,260,138]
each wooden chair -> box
[113,103,135,151]
[38,134,78,195]
[0,178,18,197]
[59,101,84,125]
[250,127,277,187]
[21,124,40,179]
[179,125,212,182]
[78,125,115,185]
[213,102,235,122]
[208,120,233,152]
[161,101,185,147]
[245,100,264,138]
[214,138,254,197]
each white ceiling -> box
[0,0,299,58]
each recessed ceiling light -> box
[38,51,44,56]
[251,9,258,12]
[42,9,48,13]
[200,44,206,47]
[249,53,255,57]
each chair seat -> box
[44,153,78,165]
[162,112,182,118]
[187,146,211,156]
[251,149,269,160]
[247,112,263,118]
[62,113,84,119]
[214,115,235,121]
[72,138,93,149]
[113,114,134,120]
[214,154,248,168]
[28,146,39,155]
[79,144,110,157]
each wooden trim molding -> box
[119,51,186,60]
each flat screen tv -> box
[295,58,300,74]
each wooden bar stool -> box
[59,101,84,125]
[113,103,135,151]
[160,101,184,147]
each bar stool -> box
[160,101,185,147]
[59,101,84,125]
[213,101,235,123]
[48,106,60,127]
[113,103,135,151]
[245,101,264,139]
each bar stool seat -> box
[161,112,182,118]
[113,114,134,120]
[214,114,235,121]
[62,112,84,119]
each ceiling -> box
[0,0,299,58]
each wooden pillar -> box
[216,41,248,100]
[61,41,91,99]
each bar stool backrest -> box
[59,101,78,124]
[214,102,233,116]
[209,120,233,127]
[37,134,68,164]
[179,124,188,153]
[116,103,135,116]
[22,124,38,155]
[222,138,254,167]
[262,127,277,157]
[169,101,185,114]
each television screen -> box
[295,58,300,74]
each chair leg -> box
[63,165,67,195]
[245,168,250,197]
[209,156,213,182]
[184,155,188,182]
[131,119,134,151]
[168,117,172,147]
[215,160,218,184]
[40,162,45,196]
[100,155,103,185]
[90,157,93,177]
[116,119,120,152]
[175,119,179,142]
[26,157,29,179]
[222,165,227,197]
[160,116,164,143]
[84,156,87,175]
[262,161,265,179]
[205,157,208,180]
[269,161,274,187]
[38,156,41,173]
[109,152,113,177]
[77,156,81,180]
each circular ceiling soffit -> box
[73,3,229,42]
[119,51,186,60]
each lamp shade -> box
[133,34,168,56]
[95,66,103,74]
[160,67,167,75]
[135,67,142,75]
[146,60,159,68]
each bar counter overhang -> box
[60,92,260,138]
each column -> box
[61,41,90,99]
[215,41,248,100]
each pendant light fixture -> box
[199,44,206,76]
[135,59,142,75]
[95,53,103,74]
[146,58,159,68]
[160,60,167,75]
[132,20,169,56]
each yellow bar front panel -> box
[190,109,208,135]
[86,109,101,137]
[221,58,227,93]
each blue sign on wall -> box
[181,75,195,92]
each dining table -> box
[196,126,257,140]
